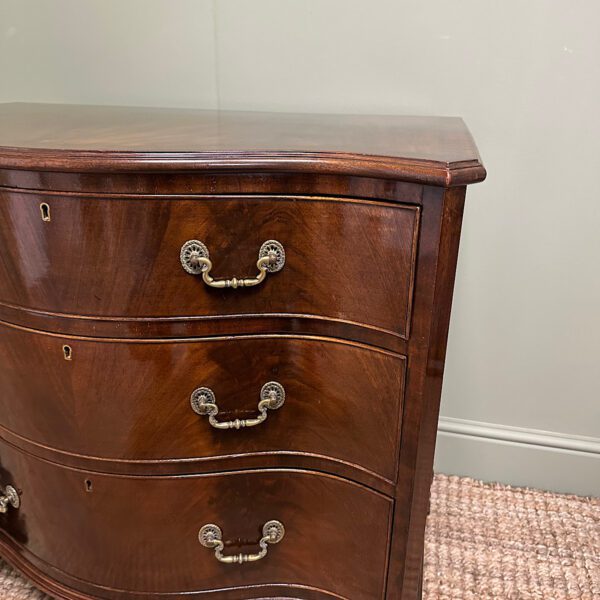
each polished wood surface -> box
[0,104,485,599]
[0,441,392,599]
[0,103,485,186]
[0,324,405,484]
[0,192,419,339]
[0,169,425,199]
[386,186,467,599]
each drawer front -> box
[0,192,419,338]
[0,443,392,599]
[0,324,405,483]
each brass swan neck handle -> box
[190,382,285,430]
[199,520,285,564]
[180,239,285,288]
[0,485,20,514]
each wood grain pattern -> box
[0,440,392,599]
[0,305,410,356]
[0,170,425,200]
[0,103,486,186]
[0,104,486,599]
[386,187,467,599]
[0,324,405,485]
[0,192,419,339]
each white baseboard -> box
[434,417,600,497]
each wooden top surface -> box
[0,103,485,186]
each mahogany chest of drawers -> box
[0,103,485,599]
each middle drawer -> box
[0,323,405,484]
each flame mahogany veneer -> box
[0,103,485,599]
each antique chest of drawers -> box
[0,103,485,599]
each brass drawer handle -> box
[0,485,20,514]
[190,382,285,430]
[199,520,285,564]
[180,239,285,288]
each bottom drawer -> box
[0,441,393,599]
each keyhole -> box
[84,479,93,492]
[40,203,51,222]
[62,345,72,360]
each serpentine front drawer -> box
[0,440,392,600]
[0,103,486,599]
[0,323,405,486]
[0,191,419,340]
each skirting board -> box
[435,417,600,497]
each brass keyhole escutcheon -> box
[40,203,51,222]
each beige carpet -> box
[0,475,598,599]
[425,476,599,599]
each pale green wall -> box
[2,0,599,493]
[0,0,218,107]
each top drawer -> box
[0,192,419,338]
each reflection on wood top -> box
[0,102,486,186]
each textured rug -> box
[425,476,599,599]
[0,474,597,599]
